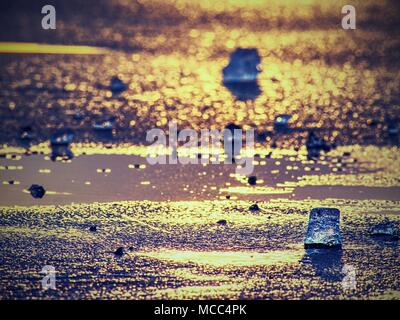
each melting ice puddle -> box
[138,249,303,267]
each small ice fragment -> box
[50,129,74,146]
[114,247,125,256]
[217,219,227,226]
[20,126,34,140]
[370,223,399,241]
[247,176,257,186]
[224,123,242,161]
[93,120,114,132]
[304,208,342,249]
[274,114,292,132]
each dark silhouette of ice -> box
[306,131,330,159]
[50,145,74,161]
[114,247,125,256]
[370,222,399,241]
[304,208,342,248]
[223,48,261,83]
[274,114,292,133]
[50,129,74,161]
[93,119,114,141]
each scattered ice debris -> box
[249,203,260,212]
[114,247,125,257]
[306,131,331,159]
[247,176,257,186]
[110,76,127,93]
[370,222,399,241]
[304,208,342,249]
[50,129,74,146]
[217,219,227,226]
[223,48,261,83]
[274,114,292,133]
[28,184,46,199]
[89,226,97,232]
